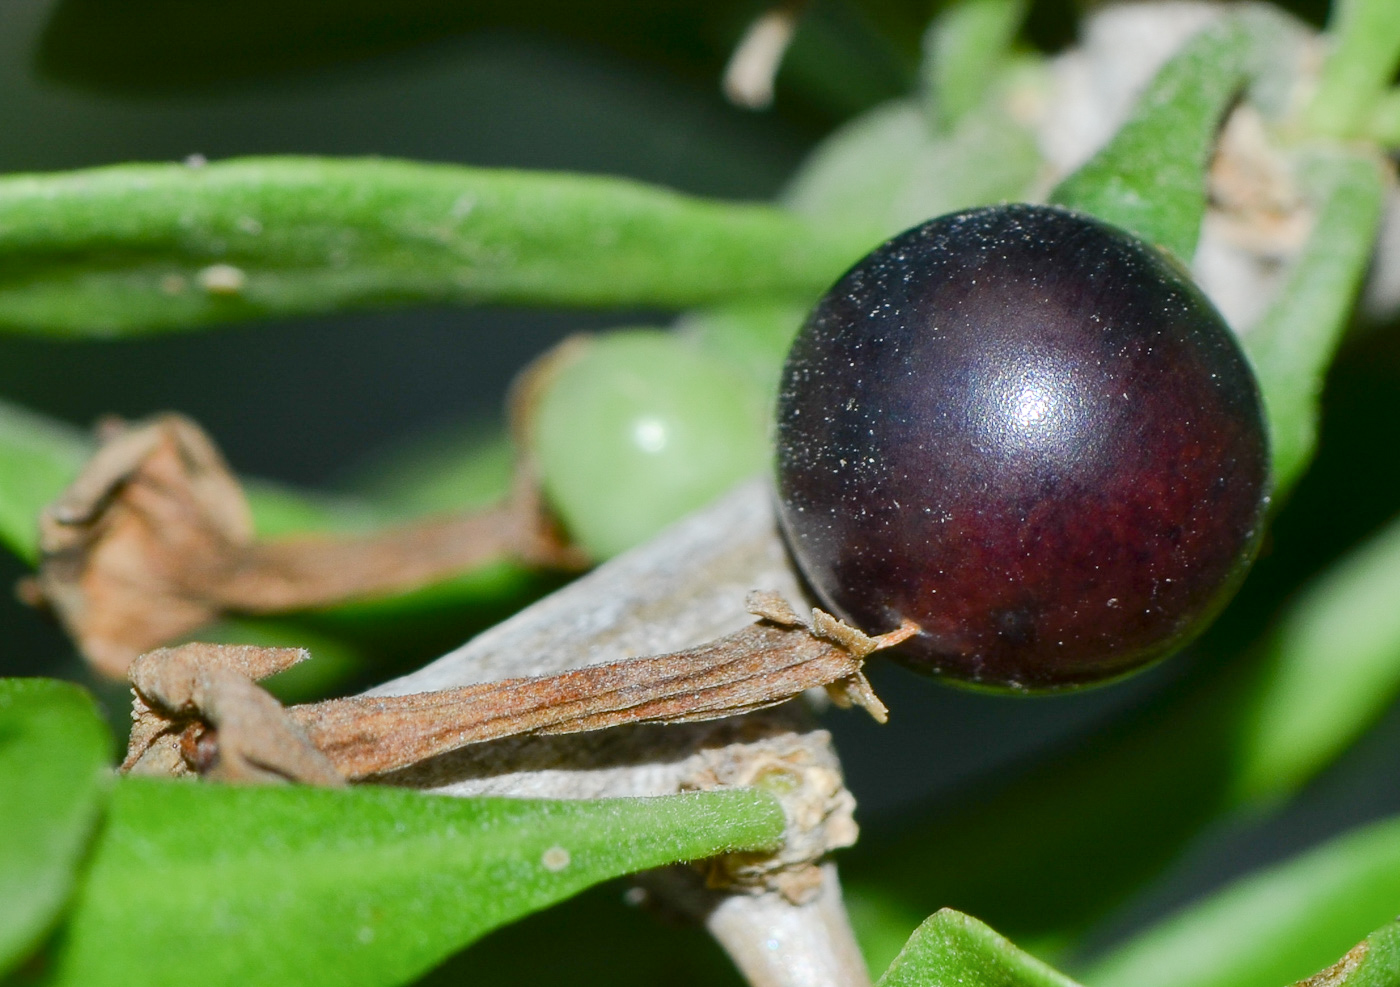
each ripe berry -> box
[775,204,1270,691]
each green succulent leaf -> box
[1302,0,1400,140]
[0,401,91,564]
[1298,922,1400,987]
[346,423,515,519]
[678,299,810,402]
[877,909,1081,987]
[1243,149,1388,496]
[1050,11,1276,263]
[0,678,111,977]
[843,662,1243,964]
[922,0,1028,132]
[783,96,1041,245]
[0,158,863,338]
[1081,813,1400,987]
[1368,89,1400,147]
[1234,509,1400,803]
[42,780,783,987]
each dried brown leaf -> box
[118,594,900,784]
[23,414,584,678]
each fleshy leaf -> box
[0,678,111,977]
[1243,149,1387,496]
[0,402,90,564]
[877,909,1081,987]
[346,423,515,519]
[1291,922,1400,987]
[783,98,1041,245]
[1049,11,1275,262]
[922,0,1028,132]
[1234,510,1400,803]
[679,298,811,401]
[43,780,783,987]
[1302,0,1400,140]
[1369,89,1400,147]
[0,158,863,337]
[1080,813,1400,987]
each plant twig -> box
[642,864,872,987]
[123,591,912,782]
[293,596,909,778]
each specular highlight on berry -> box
[775,204,1271,691]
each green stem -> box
[1302,0,1400,140]
[1364,88,1400,147]
[0,158,862,338]
[1242,148,1387,496]
[1049,11,1274,263]
[922,0,1028,132]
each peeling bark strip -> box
[293,594,913,779]
[123,592,913,784]
[21,413,584,678]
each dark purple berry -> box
[775,204,1270,691]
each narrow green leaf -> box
[1367,89,1400,147]
[1307,922,1400,987]
[1050,13,1268,262]
[346,423,515,519]
[44,780,783,987]
[843,660,1247,963]
[0,679,111,977]
[0,158,862,337]
[1302,0,1400,140]
[679,298,810,402]
[1234,511,1400,803]
[783,98,1041,244]
[1081,813,1400,987]
[923,0,1028,132]
[0,403,89,564]
[1243,149,1387,495]
[878,909,1081,987]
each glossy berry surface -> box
[775,205,1270,691]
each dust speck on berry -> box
[775,204,1270,691]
